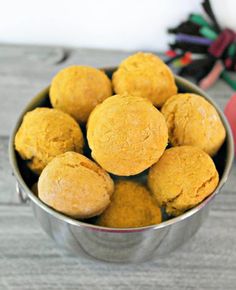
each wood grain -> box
[0,197,235,290]
[0,44,236,290]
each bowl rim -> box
[8,69,235,233]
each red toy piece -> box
[224,93,236,155]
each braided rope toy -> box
[166,0,236,91]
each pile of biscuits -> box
[15,52,226,228]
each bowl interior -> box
[9,67,234,231]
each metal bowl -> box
[9,68,234,263]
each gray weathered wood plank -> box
[0,199,235,290]
[0,44,236,290]
[0,136,17,203]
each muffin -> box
[87,94,168,176]
[112,52,177,107]
[97,180,162,228]
[148,146,219,216]
[161,93,226,156]
[50,65,112,123]
[15,108,84,174]
[38,152,114,219]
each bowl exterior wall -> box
[30,189,210,262]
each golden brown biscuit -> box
[50,65,112,123]
[148,146,219,216]
[112,52,177,107]
[15,108,84,174]
[97,180,162,228]
[161,93,226,156]
[38,152,114,219]
[87,94,168,176]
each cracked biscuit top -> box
[148,146,219,216]
[38,152,114,219]
[161,93,226,156]
[87,94,168,176]
[112,52,177,107]
[14,108,84,174]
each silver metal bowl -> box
[9,68,234,263]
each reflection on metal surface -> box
[31,200,210,262]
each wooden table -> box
[0,44,236,290]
